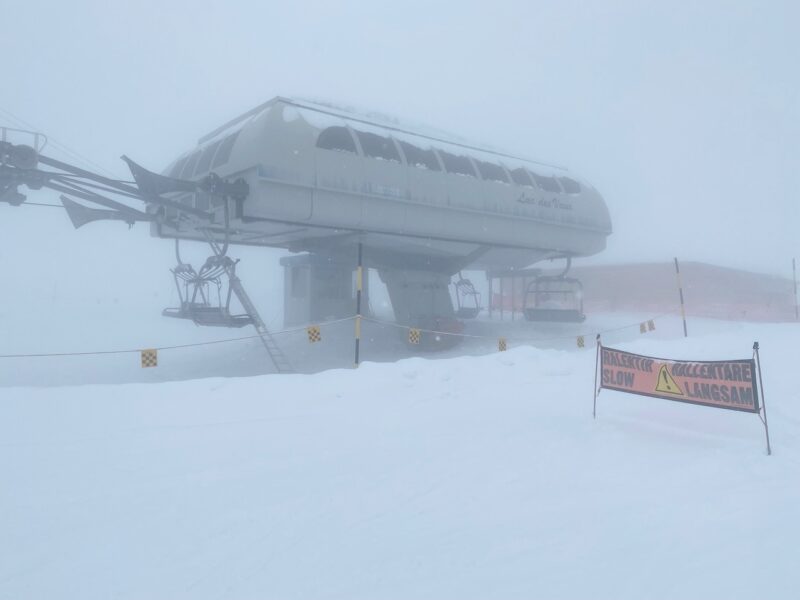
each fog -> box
[0,0,797,374]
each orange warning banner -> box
[599,346,759,413]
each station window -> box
[475,160,510,183]
[180,151,202,179]
[194,139,223,176]
[509,167,534,187]
[355,130,401,162]
[316,126,358,154]
[169,156,189,179]
[530,172,562,193]
[398,140,440,171]
[558,177,581,194]
[211,131,240,169]
[438,150,477,177]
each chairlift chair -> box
[523,275,586,323]
[452,274,482,319]
[162,254,254,328]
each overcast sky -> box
[1,0,797,307]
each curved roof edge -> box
[198,96,567,172]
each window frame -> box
[475,159,511,183]
[316,126,359,155]
[436,149,478,177]
[211,131,241,170]
[354,129,402,163]
[169,156,189,179]
[397,140,442,171]
[180,151,202,179]
[530,171,563,193]
[194,138,224,176]
[509,167,535,187]
[558,177,581,194]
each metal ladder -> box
[226,268,294,374]
[203,230,294,374]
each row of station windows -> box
[166,124,581,196]
[168,130,241,180]
[317,126,581,194]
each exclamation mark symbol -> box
[662,369,672,392]
[656,364,684,396]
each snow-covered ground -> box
[1,317,798,599]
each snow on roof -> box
[290,96,474,145]
[192,96,569,175]
[282,97,568,174]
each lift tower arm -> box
[1,127,293,373]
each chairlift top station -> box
[160,97,611,268]
[0,97,612,365]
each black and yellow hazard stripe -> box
[354,243,363,367]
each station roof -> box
[198,96,567,173]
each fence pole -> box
[793,258,798,321]
[500,276,505,321]
[488,274,493,320]
[354,242,363,367]
[511,275,516,321]
[674,257,688,337]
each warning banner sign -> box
[599,346,759,413]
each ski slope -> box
[1,319,798,599]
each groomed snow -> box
[1,320,798,599]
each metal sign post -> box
[593,334,601,419]
[753,342,771,456]
[793,258,798,321]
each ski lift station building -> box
[159,97,612,329]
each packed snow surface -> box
[1,319,798,599]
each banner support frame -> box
[593,334,601,419]
[793,258,798,321]
[753,341,771,456]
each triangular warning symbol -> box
[655,365,683,395]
